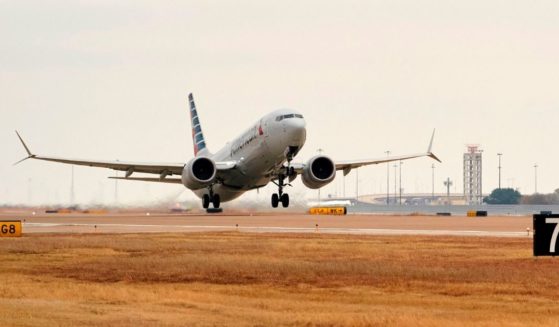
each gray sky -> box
[2,0,559,206]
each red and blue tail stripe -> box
[188,93,207,156]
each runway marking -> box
[23,222,529,237]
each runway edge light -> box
[0,220,22,237]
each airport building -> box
[463,145,483,205]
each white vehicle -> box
[16,93,440,210]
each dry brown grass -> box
[0,232,558,326]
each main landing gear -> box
[271,179,290,208]
[202,187,221,209]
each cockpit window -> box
[275,113,304,121]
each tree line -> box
[483,188,559,205]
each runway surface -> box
[0,210,533,237]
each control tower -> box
[464,145,483,205]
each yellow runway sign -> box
[0,221,22,237]
[309,207,347,215]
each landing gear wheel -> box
[212,194,221,209]
[281,193,290,208]
[271,150,296,209]
[202,194,210,209]
[271,193,279,208]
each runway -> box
[1,211,533,237]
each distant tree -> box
[522,193,550,205]
[521,191,559,205]
[484,188,521,204]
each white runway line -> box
[23,222,530,237]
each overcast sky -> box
[1,1,559,206]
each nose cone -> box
[285,117,306,145]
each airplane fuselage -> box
[190,109,307,202]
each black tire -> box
[202,194,210,209]
[281,193,290,208]
[212,194,221,209]
[271,193,279,208]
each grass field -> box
[0,232,558,326]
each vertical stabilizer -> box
[188,93,209,156]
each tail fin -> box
[188,93,209,156]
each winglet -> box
[429,152,442,163]
[427,129,435,153]
[14,130,35,165]
[16,130,32,156]
[427,129,442,163]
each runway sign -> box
[533,214,559,256]
[0,221,22,238]
[309,207,347,215]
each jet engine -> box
[301,156,336,189]
[181,157,217,190]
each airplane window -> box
[285,114,294,119]
[295,114,304,118]
[276,116,283,121]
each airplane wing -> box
[335,151,440,176]
[335,129,440,175]
[290,129,441,177]
[334,129,440,175]
[14,131,236,182]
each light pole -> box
[444,178,453,206]
[497,153,502,189]
[385,150,390,205]
[534,164,538,194]
[70,165,75,205]
[393,164,397,202]
[399,161,403,205]
[114,170,118,205]
[431,164,435,202]
[355,168,359,201]
[343,173,346,198]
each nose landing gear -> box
[271,161,296,209]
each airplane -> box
[15,93,441,210]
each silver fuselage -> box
[190,109,306,202]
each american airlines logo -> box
[231,125,262,156]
